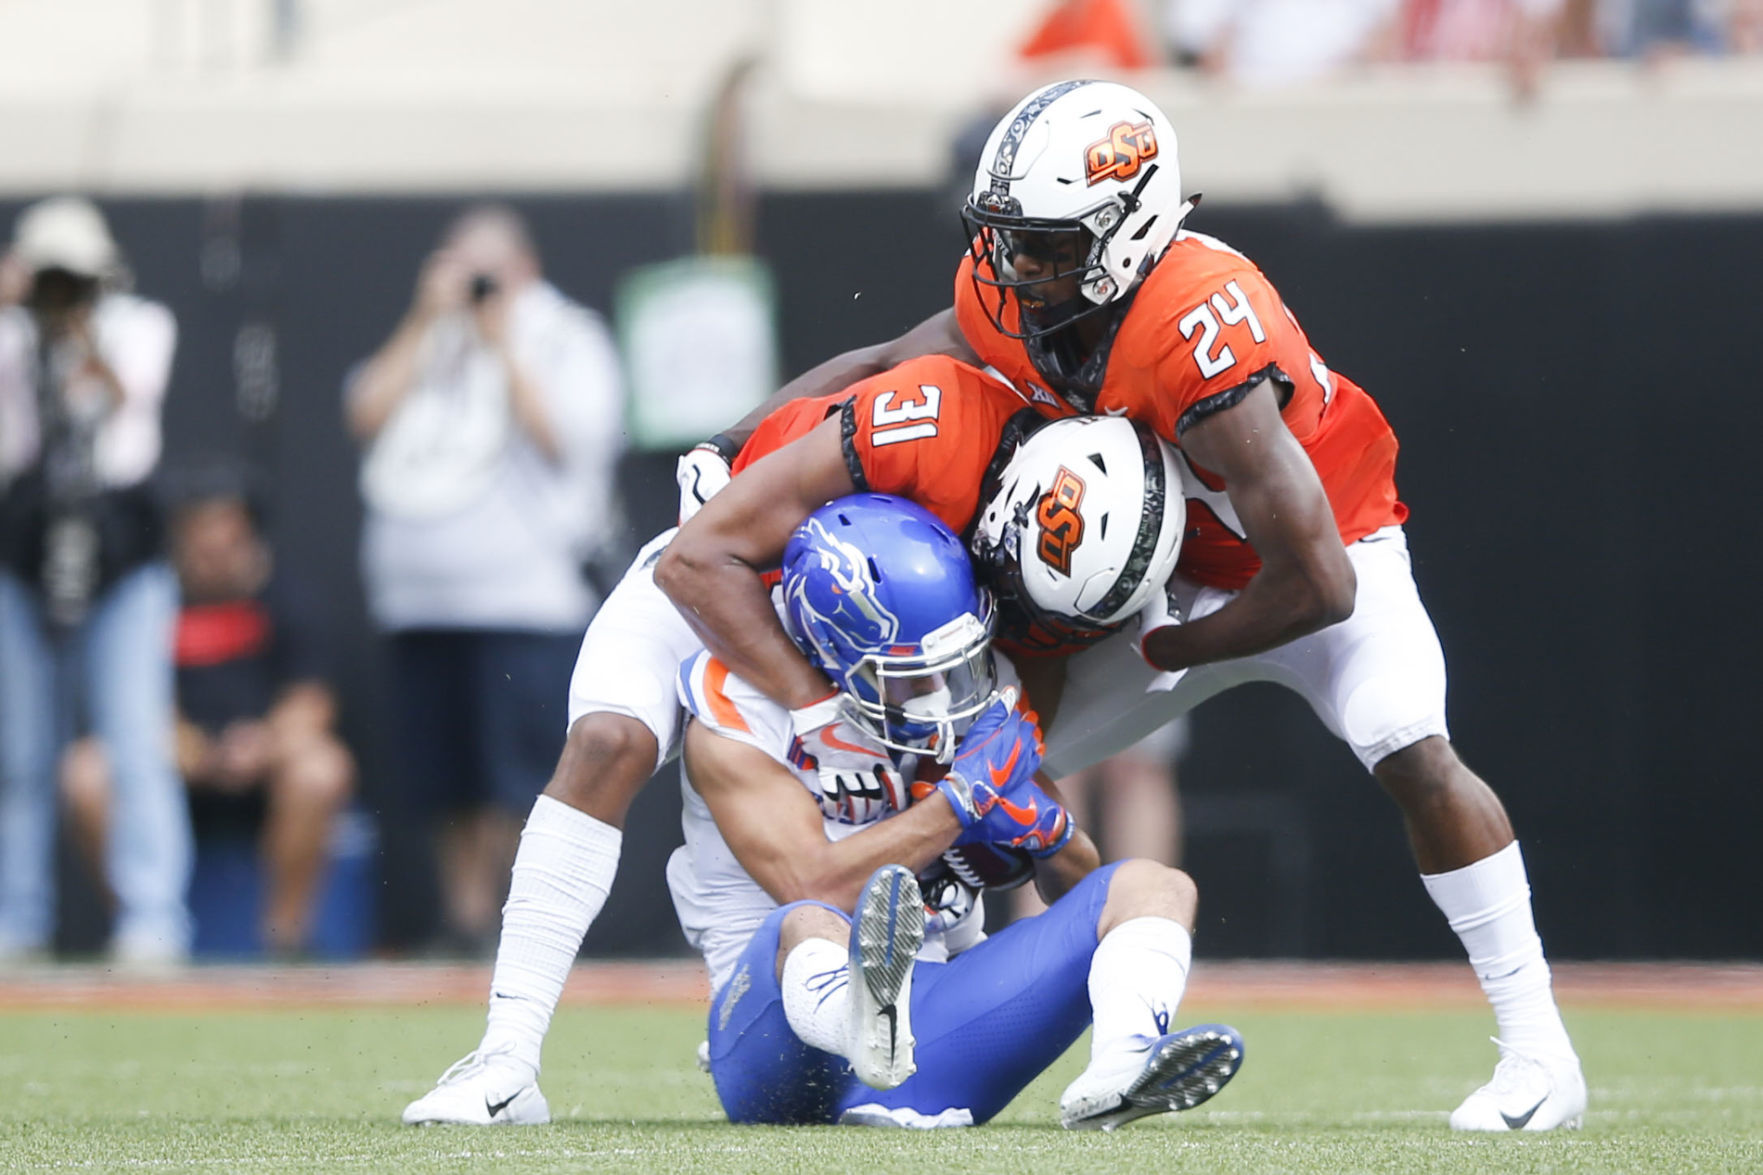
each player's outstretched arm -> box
[684,721,962,910]
[720,307,976,450]
[657,417,856,713]
[1143,382,1356,674]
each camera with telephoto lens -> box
[26,267,100,316]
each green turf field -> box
[3,1001,1759,1173]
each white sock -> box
[479,795,622,1076]
[780,937,851,1056]
[1087,916,1193,1064]
[1421,841,1574,1060]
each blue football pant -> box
[707,861,1123,1125]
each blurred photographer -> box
[0,196,190,964]
[346,204,624,955]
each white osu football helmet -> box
[971,416,1185,649]
[962,79,1193,341]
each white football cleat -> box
[1061,1024,1244,1131]
[846,864,924,1091]
[402,1048,550,1126]
[1449,1040,1586,1132]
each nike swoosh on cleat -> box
[486,1092,520,1118]
[1501,1097,1547,1129]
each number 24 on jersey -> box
[1178,280,1266,380]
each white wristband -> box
[1137,588,1186,692]
[788,693,844,739]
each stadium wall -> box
[5,191,1757,961]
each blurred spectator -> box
[59,478,353,957]
[1018,0,1160,69]
[1164,0,1403,84]
[1156,0,1762,92]
[1596,0,1730,56]
[1397,0,1563,59]
[1015,721,1190,919]
[346,204,625,956]
[0,197,190,965]
[1153,0,1755,96]
[1734,0,1763,51]
[1397,0,1570,97]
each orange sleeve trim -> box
[703,658,751,734]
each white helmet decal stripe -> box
[1089,422,1172,620]
[987,78,1090,203]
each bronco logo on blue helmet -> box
[786,515,901,664]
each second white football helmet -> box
[971,416,1185,649]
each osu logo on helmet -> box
[1084,119,1159,187]
[1035,468,1087,575]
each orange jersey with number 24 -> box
[956,230,1406,590]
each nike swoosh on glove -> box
[931,691,1071,858]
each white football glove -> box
[676,441,734,526]
[792,705,907,824]
[813,761,909,825]
[1136,581,1182,654]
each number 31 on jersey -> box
[871,384,942,446]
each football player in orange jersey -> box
[404,351,1182,1126]
[669,79,1585,1132]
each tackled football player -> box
[404,353,1179,1124]
[673,493,1240,1128]
[671,79,1586,1132]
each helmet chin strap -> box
[930,719,957,765]
[1117,163,1160,215]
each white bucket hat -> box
[11,196,119,279]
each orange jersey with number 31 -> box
[733,354,1064,537]
[956,230,1406,590]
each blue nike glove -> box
[924,691,1072,859]
[959,777,1072,858]
[945,691,1042,797]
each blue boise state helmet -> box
[782,494,997,763]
